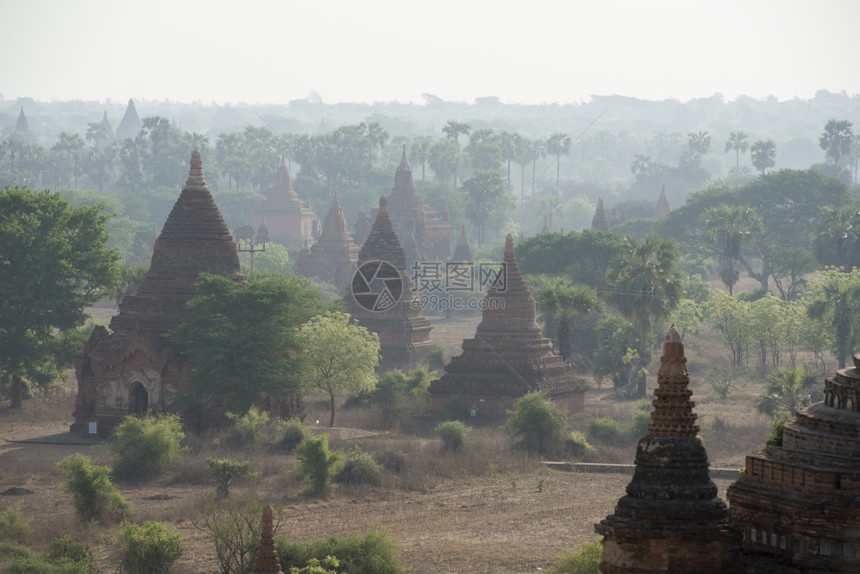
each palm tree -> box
[757,365,817,416]
[546,132,572,196]
[605,236,683,397]
[410,136,433,181]
[750,139,776,175]
[819,119,854,166]
[513,136,531,202]
[812,205,860,271]
[553,284,602,364]
[702,204,763,295]
[462,170,505,246]
[530,139,546,196]
[498,131,520,192]
[442,120,470,144]
[688,131,711,154]
[725,131,749,178]
[806,269,860,368]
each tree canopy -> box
[0,186,120,407]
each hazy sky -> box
[2,0,859,105]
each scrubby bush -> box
[627,410,652,439]
[506,392,567,456]
[767,413,791,446]
[586,417,621,444]
[296,435,341,496]
[564,431,596,458]
[550,539,603,574]
[46,535,94,569]
[57,453,132,524]
[192,495,268,574]
[108,414,185,479]
[369,367,434,426]
[114,521,185,574]
[2,552,94,574]
[436,420,470,452]
[277,529,403,574]
[335,449,383,487]
[376,451,406,474]
[207,459,256,498]
[289,556,340,573]
[227,407,270,445]
[0,509,32,543]
[275,418,311,453]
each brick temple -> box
[591,197,611,232]
[428,234,588,416]
[345,196,433,371]
[654,184,672,218]
[383,146,451,262]
[727,354,860,573]
[295,193,359,293]
[596,328,742,573]
[250,156,318,247]
[71,150,244,436]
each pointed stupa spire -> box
[540,214,550,234]
[251,505,283,574]
[649,327,699,437]
[359,196,407,269]
[320,192,349,238]
[591,197,610,232]
[15,107,28,132]
[116,98,142,140]
[451,225,473,262]
[655,184,672,218]
[392,145,415,197]
[273,155,299,201]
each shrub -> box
[0,509,32,543]
[564,432,595,458]
[108,414,185,480]
[296,435,341,496]
[2,554,94,574]
[57,453,131,524]
[207,459,256,498]
[550,539,603,574]
[277,529,403,574]
[227,407,270,445]
[114,521,185,574]
[275,418,311,453]
[627,410,652,439]
[586,417,621,444]
[46,535,93,569]
[335,449,383,486]
[192,495,267,574]
[289,556,340,573]
[376,451,406,474]
[436,420,470,452]
[767,412,791,446]
[506,392,567,456]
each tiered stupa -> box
[95,110,115,149]
[540,215,551,234]
[608,207,621,228]
[727,354,860,573]
[115,98,142,140]
[295,193,359,293]
[450,226,474,263]
[10,107,34,143]
[429,235,588,416]
[251,505,283,574]
[596,328,741,573]
[654,184,672,218]
[71,150,244,436]
[591,198,611,232]
[384,146,451,264]
[250,157,318,247]
[346,196,433,371]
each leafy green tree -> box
[370,367,433,426]
[517,230,626,292]
[107,414,186,480]
[114,521,185,574]
[758,365,817,416]
[605,236,683,396]
[535,280,602,364]
[506,391,567,456]
[805,268,860,368]
[546,132,572,195]
[701,204,762,295]
[296,434,341,496]
[462,169,512,246]
[819,119,854,166]
[207,459,256,498]
[725,131,749,177]
[705,290,751,367]
[750,139,776,175]
[466,128,502,171]
[813,204,860,271]
[58,454,132,524]
[297,312,380,427]
[172,273,330,414]
[0,187,120,407]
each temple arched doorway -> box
[130,382,148,415]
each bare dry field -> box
[0,309,776,573]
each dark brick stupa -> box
[655,184,672,218]
[596,328,741,573]
[727,354,860,573]
[429,234,588,416]
[346,196,433,371]
[71,150,244,436]
[296,193,359,293]
[591,197,610,232]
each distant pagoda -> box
[71,150,244,436]
[9,107,34,143]
[250,157,318,247]
[115,98,142,141]
[450,225,473,263]
[591,197,611,232]
[654,184,672,217]
[429,234,588,416]
[596,328,741,573]
[296,193,359,293]
[346,196,433,371]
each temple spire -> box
[251,505,283,573]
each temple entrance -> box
[129,382,148,415]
